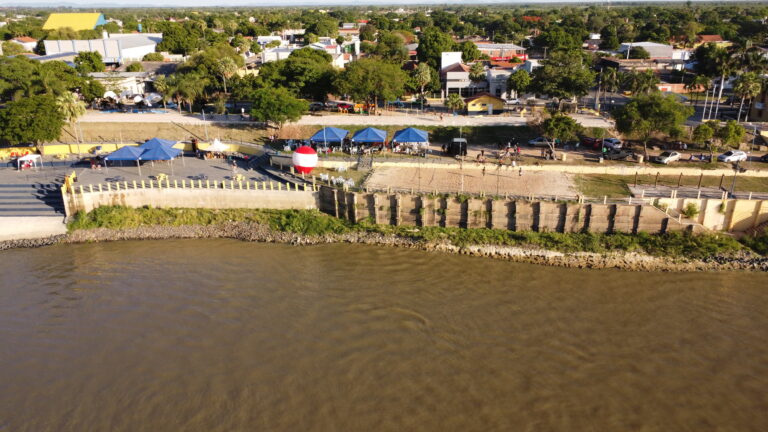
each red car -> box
[580,136,603,148]
[337,102,354,111]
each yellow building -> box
[464,92,506,115]
[43,13,107,32]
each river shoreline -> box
[2,222,767,272]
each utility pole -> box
[595,67,603,111]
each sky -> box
[5,0,716,6]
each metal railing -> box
[63,178,318,195]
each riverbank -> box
[2,207,767,272]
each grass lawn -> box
[575,173,768,197]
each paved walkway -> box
[79,110,614,128]
[629,185,768,200]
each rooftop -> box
[43,13,106,31]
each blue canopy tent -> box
[392,127,430,156]
[104,146,144,161]
[392,127,429,143]
[310,127,348,147]
[141,137,177,150]
[105,146,145,176]
[141,145,181,176]
[351,127,387,144]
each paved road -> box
[79,110,614,128]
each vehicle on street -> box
[528,136,560,147]
[445,138,468,157]
[309,102,325,111]
[337,102,354,111]
[654,151,681,164]
[718,150,748,163]
[580,136,602,148]
[602,148,634,161]
[505,98,521,105]
[760,153,768,163]
[602,138,623,150]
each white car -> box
[602,138,623,150]
[655,151,681,164]
[528,136,559,147]
[718,150,748,163]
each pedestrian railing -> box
[63,178,319,195]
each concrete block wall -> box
[327,188,687,234]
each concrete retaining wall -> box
[656,197,768,232]
[321,188,692,234]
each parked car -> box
[309,102,325,111]
[445,138,468,157]
[602,138,623,150]
[505,98,521,105]
[337,102,354,111]
[603,148,634,161]
[528,136,560,147]
[760,153,768,163]
[580,136,602,148]
[655,151,681,164]
[718,150,748,163]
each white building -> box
[441,52,463,70]
[521,59,541,74]
[43,33,162,64]
[618,42,673,59]
[88,71,151,94]
[11,36,37,52]
[262,47,297,63]
[256,35,286,47]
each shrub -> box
[681,203,700,219]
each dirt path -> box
[364,166,577,197]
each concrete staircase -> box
[0,183,65,217]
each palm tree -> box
[414,63,432,108]
[602,67,620,104]
[56,91,87,145]
[153,75,170,109]
[216,57,239,94]
[446,93,465,113]
[468,62,486,83]
[733,72,762,122]
[622,70,659,95]
[711,49,734,120]
[178,74,208,113]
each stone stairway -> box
[0,183,65,217]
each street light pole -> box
[729,161,740,197]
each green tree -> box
[80,78,105,103]
[540,113,581,157]
[445,93,465,113]
[621,70,660,95]
[715,120,745,148]
[417,27,456,70]
[1,41,26,56]
[469,62,486,83]
[259,56,337,101]
[359,24,377,42]
[152,74,170,108]
[459,41,482,63]
[249,87,308,128]
[613,93,694,158]
[373,31,408,63]
[215,57,239,93]
[693,122,716,159]
[531,50,596,104]
[0,95,64,145]
[732,72,763,122]
[336,58,407,108]
[56,91,86,123]
[506,69,531,99]
[126,62,144,72]
[289,47,332,63]
[628,46,650,59]
[74,51,106,74]
[413,62,433,106]
[142,52,164,61]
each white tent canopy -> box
[201,139,230,152]
[16,153,41,170]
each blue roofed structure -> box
[104,146,144,161]
[310,127,349,144]
[351,127,387,143]
[392,127,429,143]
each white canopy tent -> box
[201,139,230,153]
[16,154,41,171]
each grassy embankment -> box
[575,174,768,198]
[61,122,534,148]
[68,206,763,259]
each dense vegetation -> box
[67,206,757,259]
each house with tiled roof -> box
[464,92,505,114]
[43,13,106,31]
[694,34,731,48]
[11,36,37,52]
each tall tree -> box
[469,62,486,83]
[621,70,660,95]
[413,62,433,107]
[74,51,105,74]
[693,122,716,160]
[732,72,763,122]
[215,57,239,93]
[445,93,465,113]
[336,58,407,108]
[0,95,65,145]
[249,87,308,129]
[506,69,531,99]
[416,27,456,70]
[531,50,596,104]
[613,93,694,158]
[56,91,86,123]
[540,113,581,157]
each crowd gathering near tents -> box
[309,127,430,156]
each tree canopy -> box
[336,58,407,106]
[249,87,308,128]
[531,50,596,101]
[0,95,64,145]
[613,93,694,156]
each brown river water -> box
[1,239,767,431]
